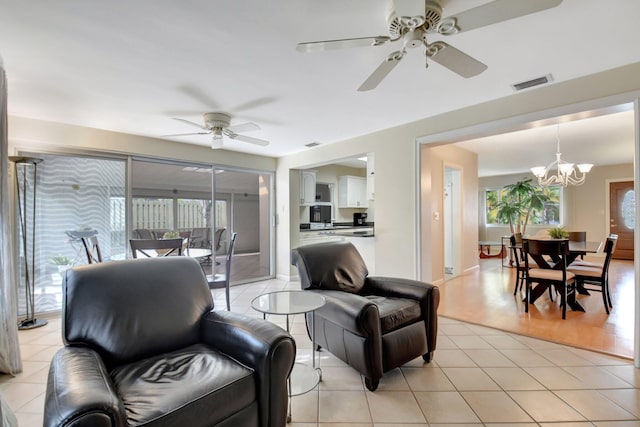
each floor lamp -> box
[9,156,47,330]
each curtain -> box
[0,57,22,375]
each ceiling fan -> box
[164,112,270,149]
[296,0,563,91]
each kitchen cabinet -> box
[338,175,368,208]
[366,153,375,201]
[300,170,316,205]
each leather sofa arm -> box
[200,310,296,427]
[308,289,381,337]
[366,276,440,356]
[44,347,126,427]
[365,276,436,300]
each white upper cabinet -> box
[338,175,368,208]
[366,153,375,201]
[300,170,316,205]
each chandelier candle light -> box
[530,124,593,187]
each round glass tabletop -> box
[251,290,325,315]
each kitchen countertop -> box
[300,223,374,237]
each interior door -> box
[444,166,462,277]
[609,180,635,260]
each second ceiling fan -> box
[297,0,563,91]
[166,112,270,149]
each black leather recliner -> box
[291,241,439,391]
[44,257,295,427]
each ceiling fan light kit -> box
[296,0,563,91]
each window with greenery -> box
[485,181,561,230]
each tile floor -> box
[2,278,640,426]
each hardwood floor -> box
[438,256,635,359]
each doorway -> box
[444,165,462,277]
[609,180,635,260]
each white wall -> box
[420,144,478,283]
[277,62,640,281]
[7,63,640,286]
[8,116,277,172]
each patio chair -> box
[207,232,237,311]
[80,235,103,264]
[130,238,183,258]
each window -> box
[485,185,562,226]
[19,153,126,314]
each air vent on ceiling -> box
[511,74,553,91]
[305,142,321,147]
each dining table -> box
[524,239,603,312]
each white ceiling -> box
[455,107,636,177]
[1,0,640,172]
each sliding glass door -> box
[132,160,274,284]
[212,167,273,282]
[14,153,273,315]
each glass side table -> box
[251,290,326,423]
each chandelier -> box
[530,125,593,187]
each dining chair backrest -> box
[567,234,618,314]
[189,227,210,248]
[522,238,570,269]
[133,229,154,239]
[601,234,618,274]
[130,238,183,258]
[81,235,103,264]
[207,232,237,311]
[522,238,575,319]
[213,227,226,252]
[568,231,587,242]
[510,234,527,295]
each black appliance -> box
[310,205,332,224]
[353,212,368,226]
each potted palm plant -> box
[496,178,551,236]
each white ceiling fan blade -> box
[172,117,209,131]
[297,36,391,53]
[357,51,405,92]
[227,132,270,146]
[162,132,211,137]
[227,122,260,133]
[439,0,563,35]
[426,42,487,78]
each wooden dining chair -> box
[207,232,237,311]
[133,228,154,239]
[568,231,587,260]
[523,238,576,319]
[567,235,618,314]
[130,238,183,258]
[510,234,527,296]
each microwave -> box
[310,205,332,224]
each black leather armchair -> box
[44,257,295,427]
[291,241,439,391]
